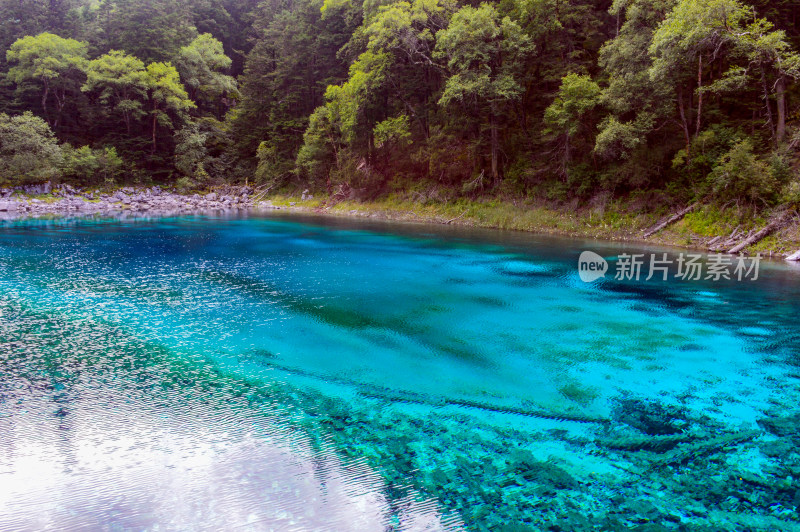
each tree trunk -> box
[677,86,691,160]
[695,55,703,138]
[490,104,498,181]
[151,111,158,155]
[41,79,51,127]
[368,129,375,167]
[53,86,65,131]
[776,75,787,145]
[761,69,775,139]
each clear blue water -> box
[1,213,800,530]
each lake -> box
[1,213,799,530]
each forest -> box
[0,0,798,209]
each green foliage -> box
[145,62,195,116]
[544,74,601,138]
[434,2,531,179]
[61,145,124,184]
[671,125,738,177]
[0,111,63,185]
[434,3,530,107]
[230,0,356,179]
[321,0,353,18]
[373,115,410,148]
[597,0,675,145]
[649,0,746,79]
[0,0,798,205]
[176,33,237,114]
[143,61,195,153]
[296,106,340,186]
[6,32,87,83]
[595,114,655,161]
[6,32,88,128]
[708,139,786,204]
[82,50,148,133]
[97,0,197,63]
[174,123,209,177]
[174,175,196,193]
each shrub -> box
[0,112,63,186]
[61,145,124,184]
[174,176,196,193]
[708,139,786,205]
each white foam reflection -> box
[0,385,459,531]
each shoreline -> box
[0,184,255,219]
[259,195,800,261]
[3,185,799,260]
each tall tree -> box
[0,111,63,185]
[651,0,800,147]
[176,33,237,117]
[97,0,197,62]
[230,0,358,180]
[6,32,88,130]
[435,3,531,180]
[594,0,676,162]
[544,73,601,173]
[82,50,148,135]
[143,61,195,154]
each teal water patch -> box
[1,214,800,530]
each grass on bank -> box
[265,193,800,256]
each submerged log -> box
[648,429,759,469]
[643,203,697,238]
[598,433,692,453]
[249,356,610,424]
[728,214,790,254]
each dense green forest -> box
[0,0,798,208]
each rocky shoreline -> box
[0,184,261,219]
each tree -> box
[544,73,601,172]
[597,0,676,144]
[0,0,90,56]
[97,0,197,63]
[0,111,63,185]
[188,0,262,76]
[362,0,451,149]
[143,62,195,154]
[61,145,124,184]
[714,16,800,144]
[299,50,391,187]
[295,106,334,186]
[434,3,532,181]
[648,0,742,157]
[82,50,148,135]
[230,0,357,180]
[176,33,237,117]
[708,138,785,203]
[6,32,88,129]
[651,0,800,148]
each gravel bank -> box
[0,184,263,219]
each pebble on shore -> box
[0,184,271,219]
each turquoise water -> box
[1,213,800,530]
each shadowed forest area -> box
[0,0,799,213]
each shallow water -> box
[1,213,800,530]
